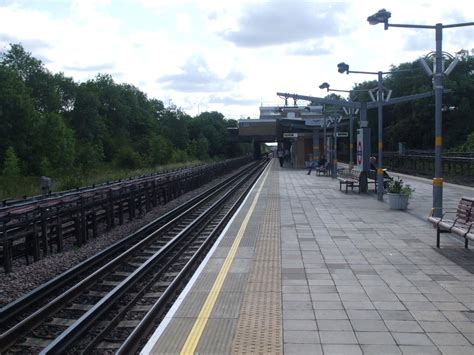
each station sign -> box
[335,132,349,138]
[283,133,298,138]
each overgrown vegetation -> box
[0,44,249,199]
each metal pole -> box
[333,118,338,178]
[323,116,327,162]
[349,109,354,169]
[433,23,443,217]
[377,71,384,201]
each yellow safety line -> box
[180,163,271,354]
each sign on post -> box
[335,132,348,138]
[283,133,298,138]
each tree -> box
[188,111,229,157]
[2,146,21,176]
[188,135,210,160]
[159,109,190,150]
[1,44,61,112]
[0,65,38,172]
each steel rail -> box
[118,159,269,354]
[41,161,266,354]
[0,160,262,352]
[0,160,257,326]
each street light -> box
[337,63,391,201]
[319,82,363,169]
[367,9,474,217]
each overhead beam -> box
[366,91,435,109]
[276,92,360,109]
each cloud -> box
[0,35,51,52]
[158,55,245,93]
[217,1,346,47]
[402,32,433,52]
[287,41,332,56]
[208,95,257,106]
[63,63,115,72]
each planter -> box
[388,193,409,210]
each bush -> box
[387,177,414,198]
[114,147,144,169]
[2,146,21,176]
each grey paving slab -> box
[384,320,424,333]
[399,345,442,354]
[284,330,320,343]
[283,319,318,331]
[392,332,434,346]
[361,344,402,355]
[355,331,396,345]
[284,343,323,354]
[146,164,474,354]
[322,344,363,355]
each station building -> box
[238,103,345,168]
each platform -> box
[142,160,474,355]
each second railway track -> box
[0,158,270,354]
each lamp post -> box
[337,63,390,201]
[319,82,363,169]
[367,9,474,216]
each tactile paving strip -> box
[231,171,282,354]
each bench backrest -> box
[456,197,474,224]
[351,168,363,179]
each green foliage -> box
[171,149,189,163]
[148,135,174,165]
[0,43,244,199]
[188,135,210,160]
[387,177,414,198]
[39,157,53,176]
[351,53,474,153]
[114,146,144,169]
[2,146,21,176]
[450,131,474,152]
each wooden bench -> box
[367,170,393,191]
[337,169,361,194]
[428,196,474,248]
[315,162,330,176]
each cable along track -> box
[0,159,269,354]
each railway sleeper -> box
[117,320,141,328]
[96,340,122,350]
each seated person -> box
[370,156,391,180]
[318,157,328,168]
[307,157,327,175]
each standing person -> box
[277,149,284,167]
[307,155,316,175]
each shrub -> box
[387,177,414,198]
[2,146,21,176]
[115,147,144,169]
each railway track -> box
[0,158,270,354]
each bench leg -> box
[436,227,440,248]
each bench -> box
[428,196,474,248]
[315,162,330,176]
[367,170,393,191]
[337,169,361,193]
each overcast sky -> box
[1,0,473,119]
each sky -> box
[1,0,473,119]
